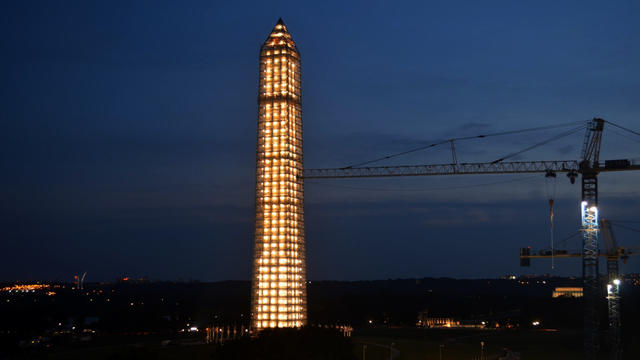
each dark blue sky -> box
[2,1,640,281]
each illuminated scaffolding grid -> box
[251,19,306,330]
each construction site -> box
[304,118,640,359]
[3,3,640,360]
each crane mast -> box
[579,118,604,359]
[601,220,621,360]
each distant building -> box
[418,317,459,328]
[552,287,583,298]
[251,19,306,330]
[417,311,485,328]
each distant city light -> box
[1,284,50,293]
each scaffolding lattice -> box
[251,19,307,330]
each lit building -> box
[552,287,583,298]
[251,18,306,330]
[417,317,460,328]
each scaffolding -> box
[251,19,307,330]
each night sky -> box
[2,1,640,282]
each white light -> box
[189,326,198,332]
[613,279,621,286]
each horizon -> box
[0,273,596,284]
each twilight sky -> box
[2,0,640,281]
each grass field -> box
[15,327,640,359]
[352,327,583,360]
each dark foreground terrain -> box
[2,277,640,359]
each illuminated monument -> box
[251,19,306,329]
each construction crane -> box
[601,220,640,359]
[521,219,640,360]
[602,220,622,360]
[304,118,640,359]
[520,220,640,265]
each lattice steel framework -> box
[580,119,604,359]
[581,200,600,357]
[306,160,581,178]
[251,19,307,330]
[602,220,622,359]
[607,280,622,360]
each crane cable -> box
[555,231,582,249]
[340,120,638,170]
[343,120,587,169]
[607,128,640,144]
[545,171,558,270]
[491,124,587,163]
[537,230,581,253]
[305,174,540,193]
[611,223,640,234]
[605,120,640,138]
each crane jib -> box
[303,159,639,179]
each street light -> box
[480,341,485,360]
